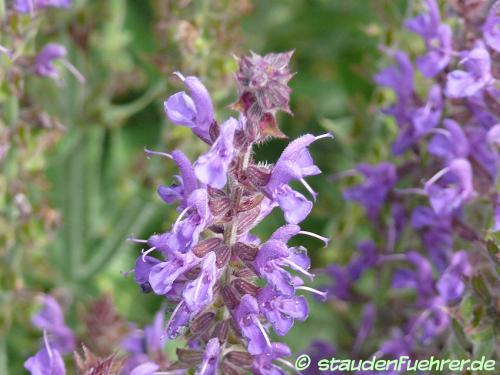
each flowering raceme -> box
[129,51,332,374]
[325,0,499,367]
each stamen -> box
[428,128,451,138]
[43,331,53,360]
[296,286,327,301]
[281,259,314,280]
[300,178,317,201]
[173,71,186,81]
[298,230,330,247]
[424,166,450,190]
[253,316,271,348]
[59,59,86,84]
[141,246,156,261]
[144,148,173,159]
[315,132,334,140]
[127,236,148,244]
[173,206,191,230]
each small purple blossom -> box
[31,295,75,354]
[483,1,500,52]
[197,338,220,375]
[344,162,397,220]
[194,118,237,188]
[445,41,492,98]
[25,332,66,375]
[14,0,71,13]
[164,73,215,143]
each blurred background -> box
[1,0,459,373]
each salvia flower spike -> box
[129,50,332,374]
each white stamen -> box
[298,230,330,247]
[428,128,451,138]
[296,286,327,300]
[173,206,190,230]
[315,132,334,140]
[199,359,209,375]
[300,178,317,201]
[43,331,53,360]
[59,59,86,84]
[141,246,156,261]
[281,259,314,280]
[127,236,148,243]
[173,71,186,81]
[253,316,271,348]
[144,148,173,159]
[424,166,450,189]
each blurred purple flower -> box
[344,162,397,220]
[31,295,75,354]
[25,332,66,375]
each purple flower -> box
[251,342,291,375]
[257,286,308,336]
[436,250,471,301]
[122,310,165,373]
[483,1,500,52]
[374,51,414,101]
[354,304,376,353]
[183,252,217,313]
[254,238,312,296]
[406,0,452,77]
[325,264,351,301]
[25,332,66,375]
[134,255,161,293]
[425,158,475,215]
[467,126,499,180]
[15,0,71,13]
[164,73,215,143]
[347,241,378,280]
[344,162,397,220]
[165,301,192,339]
[148,251,197,295]
[265,133,332,224]
[411,85,443,136]
[392,251,434,298]
[445,41,492,98]
[194,118,237,188]
[31,295,75,354]
[494,194,500,232]
[34,44,67,80]
[420,297,450,343]
[157,150,198,208]
[34,43,85,83]
[235,295,271,355]
[428,119,469,162]
[197,338,220,375]
[404,0,440,41]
